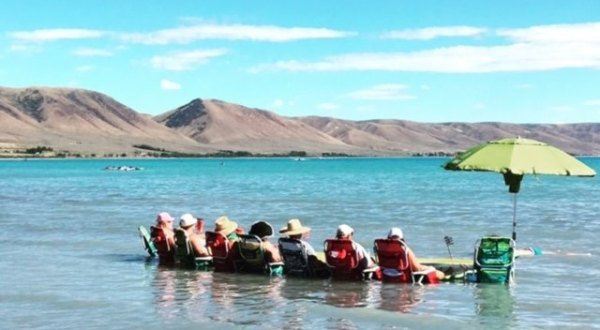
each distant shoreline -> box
[0,144,459,159]
[0,154,453,160]
[2,154,598,161]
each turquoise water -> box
[1,157,599,329]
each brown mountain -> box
[1,86,599,156]
[154,98,362,154]
[297,117,600,155]
[0,87,207,154]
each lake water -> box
[1,157,599,329]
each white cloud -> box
[72,48,113,57]
[272,99,284,108]
[9,24,352,46]
[271,99,297,109]
[151,49,227,71]
[316,102,340,110]
[9,28,105,42]
[515,83,533,89]
[382,26,487,40]
[356,105,376,113]
[347,84,414,101]
[583,99,600,106]
[76,65,94,72]
[8,44,39,52]
[257,22,600,73]
[473,102,487,110]
[121,24,353,44]
[497,22,600,44]
[73,48,113,57]
[549,105,574,114]
[267,42,600,73]
[160,79,181,90]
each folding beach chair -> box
[174,228,212,270]
[205,231,236,272]
[150,225,175,266]
[473,236,516,284]
[235,234,283,276]
[139,225,157,257]
[278,237,311,277]
[324,239,377,281]
[373,238,439,284]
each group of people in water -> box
[149,212,446,281]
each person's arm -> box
[265,241,283,262]
[354,242,375,268]
[407,247,446,280]
[407,248,430,272]
[191,236,209,257]
[166,232,176,249]
[303,241,316,256]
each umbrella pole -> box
[512,193,517,241]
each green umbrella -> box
[444,137,596,240]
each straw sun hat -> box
[214,216,238,236]
[279,218,311,236]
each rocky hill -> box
[298,117,600,155]
[1,86,599,156]
[154,98,362,154]
[0,87,208,154]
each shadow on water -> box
[103,253,156,264]
[474,284,516,328]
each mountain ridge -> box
[1,86,599,156]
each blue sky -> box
[1,0,599,123]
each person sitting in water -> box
[215,216,240,243]
[152,212,176,265]
[279,218,328,275]
[178,213,210,257]
[336,224,376,270]
[279,218,317,255]
[386,227,445,281]
[206,216,240,272]
[248,220,282,263]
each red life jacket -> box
[151,226,175,266]
[324,239,363,280]
[374,238,412,283]
[206,231,237,272]
[374,238,439,284]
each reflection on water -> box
[146,263,522,328]
[153,268,177,320]
[151,267,291,327]
[474,284,516,328]
[151,266,215,322]
[323,281,375,308]
[149,263,448,325]
[378,284,425,313]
